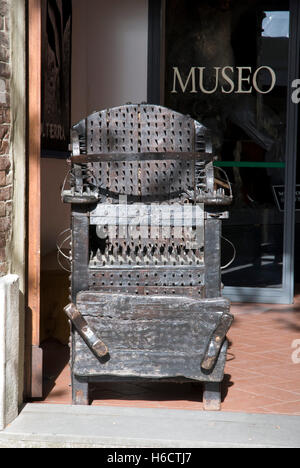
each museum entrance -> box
[27,0,150,399]
[26,0,300,401]
[149,0,299,304]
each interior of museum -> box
[37,0,300,407]
[40,0,149,345]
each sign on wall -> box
[272,185,300,212]
[41,0,72,155]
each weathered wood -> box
[71,208,89,302]
[203,382,222,411]
[71,152,213,163]
[204,218,222,298]
[74,340,228,382]
[86,286,205,299]
[76,293,229,318]
[74,345,228,382]
[89,267,205,289]
[72,374,89,406]
[72,294,229,381]
[64,105,233,410]
[62,192,99,204]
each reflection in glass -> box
[262,11,290,38]
[164,0,290,288]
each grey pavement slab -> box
[0,404,299,448]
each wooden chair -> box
[62,104,233,410]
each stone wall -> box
[0,275,19,430]
[0,0,11,277]
[0,0,25,428]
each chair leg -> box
[72,374,89,405]
[203,382,221,411]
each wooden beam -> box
[27,0,42,399]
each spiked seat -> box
[62,104,233,410]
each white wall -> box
[41,159,71,257]
[42,0,149,256]
[72,0,149,123]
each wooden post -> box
[27,0,43,399]
[204,218,222,298]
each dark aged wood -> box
[203,382,222,411]
[72,374,89,406]
[71,207,89,302]
[63,104,233,409]
[73,294,231,381]
[204,218,222,298]
[85,286,205,299]
[71,151,213,163]
[63,193,99,204]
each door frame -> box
[147,0,299,304]
[26,0,43,399]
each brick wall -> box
[0,0,11,277]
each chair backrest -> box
[71,104,212,203]
[65,105,231,297]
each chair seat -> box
[72,292,230,382]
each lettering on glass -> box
[171,66,277,95]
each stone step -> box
[0,404,299,448]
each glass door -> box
[152,0,300,303]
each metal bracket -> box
[205,211,229,219]
[71,130,80,156]
[64,303,109,359]
[201,312,234,371]
[62,190,99,204]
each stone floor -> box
[2,405,299,448]
[35,293,300,415]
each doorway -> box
[27,0,149,399]
[25,0,300,410]
[148,0,299,304]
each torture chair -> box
[62,104,233,410]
